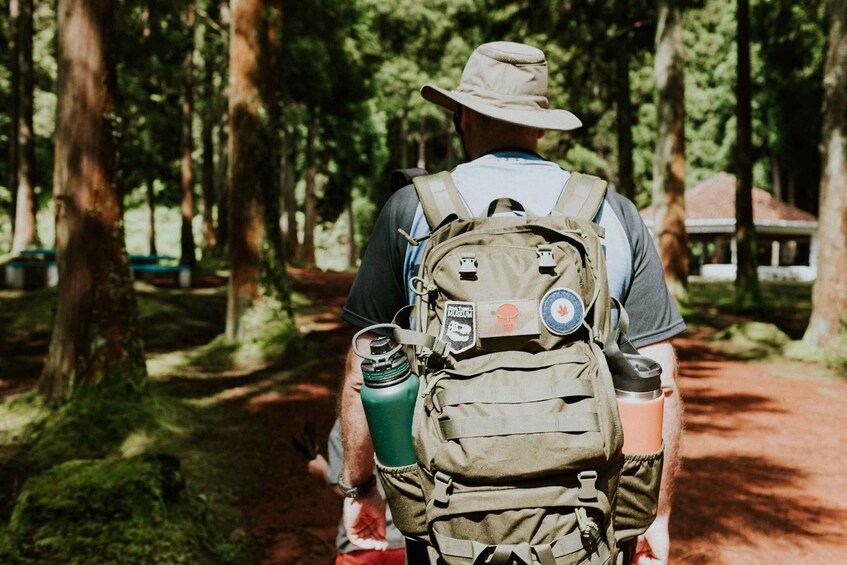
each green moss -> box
[711,322,791,360]
[8,455,198,564]
[25,388,160,470]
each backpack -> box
[377,171,664,565]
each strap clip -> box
[537,244,556,271]
[433,471,453,506]
[577,470,598,502]
[574,507,601,546]
[459,253,478,279]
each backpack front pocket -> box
[613,446,664,542]
[415,343,621,482]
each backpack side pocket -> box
[376,461,430,544]
[614,447,664,542]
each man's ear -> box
[461,107,473,133]
[537,129,546,139]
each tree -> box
[41,0,146,403]
[652,0,688,304]
[615,0,636,200]
[12,0,38,253]
[8,0,20,235]
[180,0,197,267]
[805,0,847,355]
[734,0,760,304]
[225,0,271,340]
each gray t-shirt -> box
[327,419,406,553]
[342,150,684,347]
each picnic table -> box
[3,251,191,289]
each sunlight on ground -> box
[0,397,47,443]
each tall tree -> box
[615,0,636,200]
[734,0,760,303]
[805,0,847,355]
[180,0,197,267]
[12,0,38,253]
[8,0,20,235]
[652,0,688,303]
[225,0,280,339]
[300,115,317,267]
[199,3,219,254]
[41,0,146,403]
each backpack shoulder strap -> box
[552,172,608,221]
[412,171,470,228]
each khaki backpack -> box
[378,171,664,565]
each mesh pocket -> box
[376,461,429,543]
[614,447,664,542]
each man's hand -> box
[343,486,388,551]
[633,516,670,564]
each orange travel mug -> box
[605,331,664,454]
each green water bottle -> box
[353,325,419,467]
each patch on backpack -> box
[540,288,585,336]
[440,301,476,354]
[478,299,539,338]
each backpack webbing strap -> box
[439,412,599,440]
[432,526,611,565]
[435,378,592,408]
[412,172,470,228]
[552,172,608,221]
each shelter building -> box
[640,173,818,281]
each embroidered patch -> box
[540,288,585,336]
[477,299,540,338]
[440,301,476,354]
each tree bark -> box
[200,12,217,255]
[12,0,38,253]
[41,0,146,403]
[146,176,157,256]
[615,0,636,201]
[804,0,847,354]
[180,0,197,267]
[225,0,265,340]
[653,0,689,304]
[8,0,20,236]
[735,0,760,303]
[300,115,317,267]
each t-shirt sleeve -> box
[341,185,419,329]
[327,419,342,486]
[610,193,686,347]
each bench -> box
[4,260,58,289]
[132,263,192,289]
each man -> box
[339,41,685,564]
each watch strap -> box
[337,474,376,498]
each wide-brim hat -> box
[421,41,582,131]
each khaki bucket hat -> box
[421,41,582,131]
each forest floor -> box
[2,268,847,564]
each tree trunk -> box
[216,114,229,251]
[416,117,427,170]
[615,0,636,201]
[804,0,847,354]
[300,116,317,267]
[8,0,20,237]
[12,0,38,253]
[279,124,298,260]
[346,191,356,269]
[199,4,218,255]
[734,0,760,303]
[225,0,265,340]
[146,176,157,256]
[180,0,197,267]
[653,0,689,304]
[41,0,146,403]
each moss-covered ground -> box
[0,262,315,564]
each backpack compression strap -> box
[412,171,470,228]
[552,172,608,221]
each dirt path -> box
[248,269,847,564]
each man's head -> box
[421,41,581,158]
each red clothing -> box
[336,548,406,565]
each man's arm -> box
[633,340,683,564]
[339,332,388,550]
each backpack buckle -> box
[459,253,478,279]
[433,471,453,506]
[574,507,600,545]
[537,245,556,271]
[577,470,598,502]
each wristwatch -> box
[337,474,376,499]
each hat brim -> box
[421,84,582,131]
